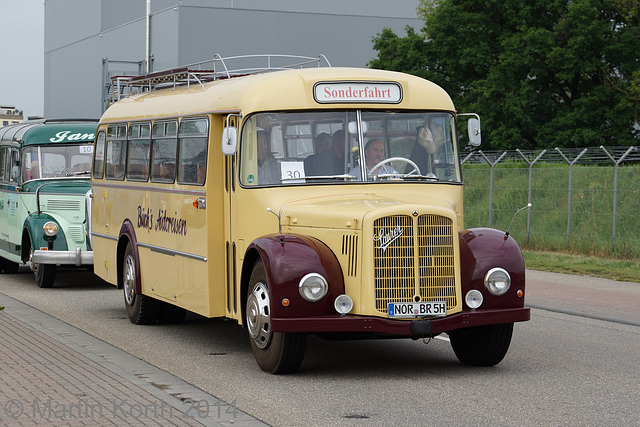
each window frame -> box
[105,124,127,181]
[176,117,209,186]
[150,120,178,184]
[126,122,151,182]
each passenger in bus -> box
[314,132,332,154]
[349,138,398,180]
[304,130,346,176]
[257,130,280,184]
[303,132,331,175]
[405,125,437,176]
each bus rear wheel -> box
[246,260,306,374]
[2,257,19,274]
[123,241,160,325]
[449,323,514,366]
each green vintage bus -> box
[0,120,97,287]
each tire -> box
[29,245,56,288]
[123,241,160,325]
[449,323,514,366]
[3,259,19,274]
[0,257,5,273]
[35,264,56,288]
[246,259,307,374]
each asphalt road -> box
[1,266,639,426]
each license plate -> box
[388,301,447,318]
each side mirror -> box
[221,126,238,156]
[467,117,481,146]
[11,166,20,181]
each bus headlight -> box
[334,294,353,315]
[299,273,328,302]
[43,221,59,237]
[465,290,483,309]
[484,267,511,296]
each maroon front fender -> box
[459,228,526,309]
[244,234,345,319]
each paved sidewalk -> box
[526,269,640,326]
[0,294,266,426]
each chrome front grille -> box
[373,214,457,313]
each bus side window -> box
[0,147,8,181]
[126,123,151,181]
[177,118,208,185]
[105,124,126,180]
[151,120,178,183]
[93,130,106,179]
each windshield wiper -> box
[66,170,91,176]
[398,173,439,181]
[299,174,358,182]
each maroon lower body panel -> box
[271,307,530,336]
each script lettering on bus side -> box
[136,206,187,236]
[137,206,153,231]
[155,209,188,236]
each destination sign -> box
[314,81,402,104]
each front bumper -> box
[32,248,93,266]
[271,307,530,336]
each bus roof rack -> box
[105,54,331,108]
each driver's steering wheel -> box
[369,157,421,178]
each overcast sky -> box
[0,0,44,119]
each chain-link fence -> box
[461,146,640,258]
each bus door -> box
[6,148,21,244]
[0,146,10,254]
[170,118,210,314]
[223,114,242,320]
[143,121,179,304]
[0,147,19,256]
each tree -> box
[369,0,640,150]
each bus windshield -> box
[22,144,94,181]
[239,110,461,186]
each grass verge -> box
[522,250,640,283]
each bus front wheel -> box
[30,246,56,288]
[123,242,160,325]
[246,260,307,374]
[449,323,514,366]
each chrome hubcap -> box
[29,249,39,274]
[123,254,136,305]
[246,281,272,349]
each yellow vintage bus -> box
[91,55,529,374]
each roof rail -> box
[105,54,331,108]
[43,118,99,124]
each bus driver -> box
[349,138,398,180]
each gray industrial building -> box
[44,0,422,119]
